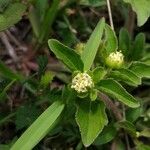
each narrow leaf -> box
[11,101,64,150]
[119,28,130,57]
[76,99,108,147]
[105,24,118,54]
[48,39,83,71]
[96,79,140,108]
[81,18,105,71]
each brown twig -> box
[0,32,18,62]
[106,0,114,30]
[5,30,27,52]
[99,92,122,120]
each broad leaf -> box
[110,68,141,86]
[105,24,118,54]
[94,123,117,145]
[11,101,64,150]
[76,99,108,147]
[96,79,140,108]
[92,67,106,83]
[81,18,105,71]
[0,3,26,31]
[123,0,150,26]
[129,62,150,78]
[48,39,83,71]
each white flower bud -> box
[71,72,93,93]
[105,51,124,69]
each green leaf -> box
[119,28,130,56]
[123,0,150,26]
[139,129,150,138]
[11,101,64,150]
[39,0,60,43]
[132,33,145,60]
[89,89,98,101]
[129,62,150,78]
[96,79,140,108]
[0,3,26,31]
[136,143,150,150]
[0,0,11,12]
[76,99,108,147]
[94,123,117,145]
[81,18,105,71]
[37,55,48,77]
[0,60,23,81]
[92,67,107,83]
[48,39,83,72]
[105,24,118,54]
[110,68,141,86]
[0,79,16,101]
[79,0,106,7]
[40,71,54,88]
[126,107,142,123]
[15,105,40,130]
[115,121,136,137]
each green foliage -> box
[94,123,117,145]
[92,67,107,83]
[15,105,40,130]
[0,2,26,31]
[0,60,23,81]
[119,28,130,57]
[81,18,105,71]
[123,0,150,26]
[96,79,140,108]
[104,24,118,54]
[76,99,108,147]
[48,39,84,71]
[0,0,11,12]
[115,121,137,137]
[129,62,150,78]
[132,33,145,60]
[79,0,106,7]
[110,68,141,86]
[11,101,64,150]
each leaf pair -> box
[48,18,105,72]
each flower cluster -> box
[105,51,124,69]
[71,72,93,93]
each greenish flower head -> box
[105,51,124,69]
[71,72,94,93]
[75,43,85,55]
